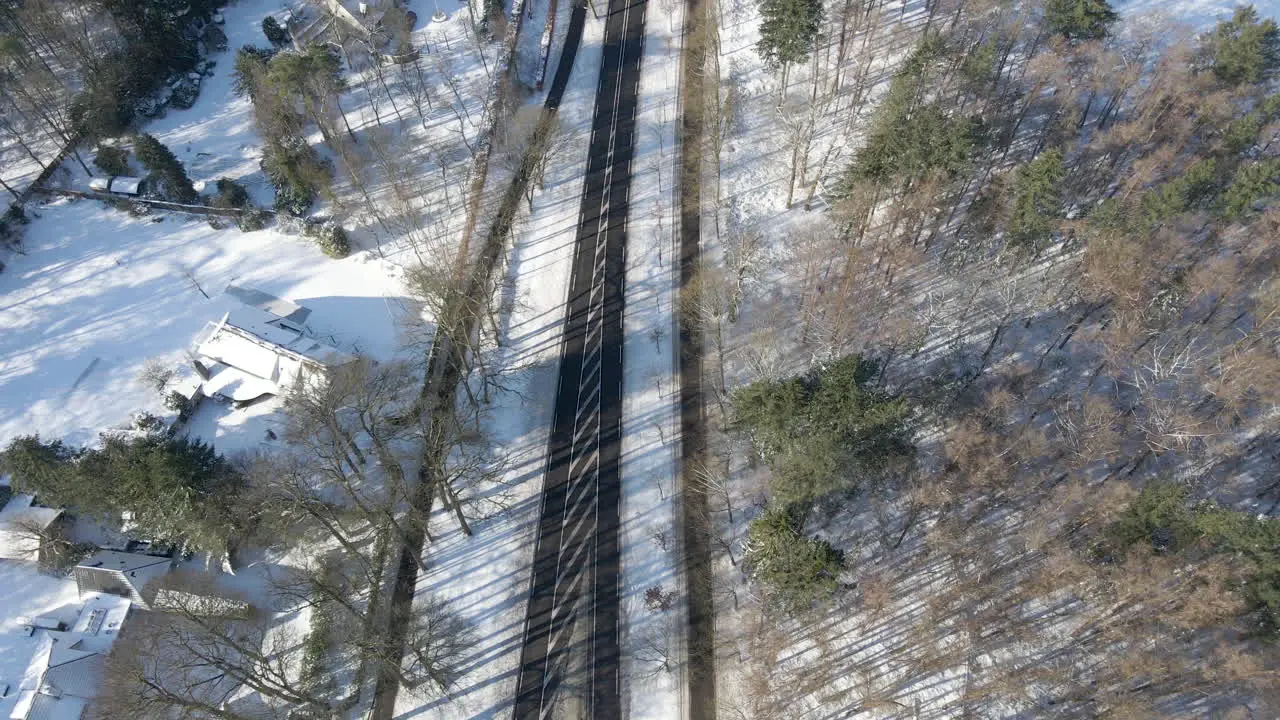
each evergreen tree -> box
[1138,157,1218,227]
[1007,149,1065,250]
[232,45,275,99]
[745,507,845,610]
[1220,157,1280,219]
[262,16,290,48]
[268,44,351,142]
[1223,92,1280,153]
[1043,0,1119,41]
[0,436,79,507]
[1198,5,1280,86]
[76,434,246,554]
[133,133,197,202]
[262,135,329,216]
[94,145,130,177]
[732,355,913,505]
[850,102,979,186]
[756,0,824,82]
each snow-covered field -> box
[0,197,406,450]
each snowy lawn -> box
[0,197,408,450]
[0,562,80,719]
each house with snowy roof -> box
[6,594,130,720]
[191,291,355,402]
[0,494,68,565]
[72,551,172,610]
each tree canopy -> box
[756,0,825,71]
[1198,5,1280,86]
[1043,0,1118,41]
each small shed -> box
[152,588,251,619]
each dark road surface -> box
[513,0,647,715]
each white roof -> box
[224,285,312,325]
[107,177,141,195]
[86,178,109,192]
[192,309,354,391]
[8,595,130,720]
[200,364,279,402]
[0,495,63,562]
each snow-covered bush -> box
[304,221,351,259]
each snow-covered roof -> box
[152,588,250,618]
[192,308,354,392]
[76,550,170,576]
[200,364,279,403]
[8,595,130,720]
[224,285,312,326]
[75,551,172,598]
[0,495,64,562]
[107,177,142,195]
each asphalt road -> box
[513,0,647,715]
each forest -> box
[698,0,1280,716]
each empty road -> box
[513,0,647,715]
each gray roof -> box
[76,550,171,575]
[224,285,312,325]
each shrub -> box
[643,586,677,612]
[94,146,131,177]
[202,24,228,53]
[304,221,351,259]
[745,507,844,611]
[168,76,201,110]
[213,178,251,209]
[262,16,291,48]
[236,209,270,232]
[164,391,194,422]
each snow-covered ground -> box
[617,0,684,713]
[143,0,297,208]
[0,562,79,719]
[1117,0,1280,29]
[0,197,406,449]
[703,0,1280,718]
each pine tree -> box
[1220,157,1280,219]
[756,0,824,89]
[1007,149,1066,250]
[133,133,197,203]
[745,507,845,610]
[262,16,290,48]
[268,44,352,143]
[1198,5,1280,86]
[0,436,79,507]
[94,145,130,177]
[1043,0,1118,41]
